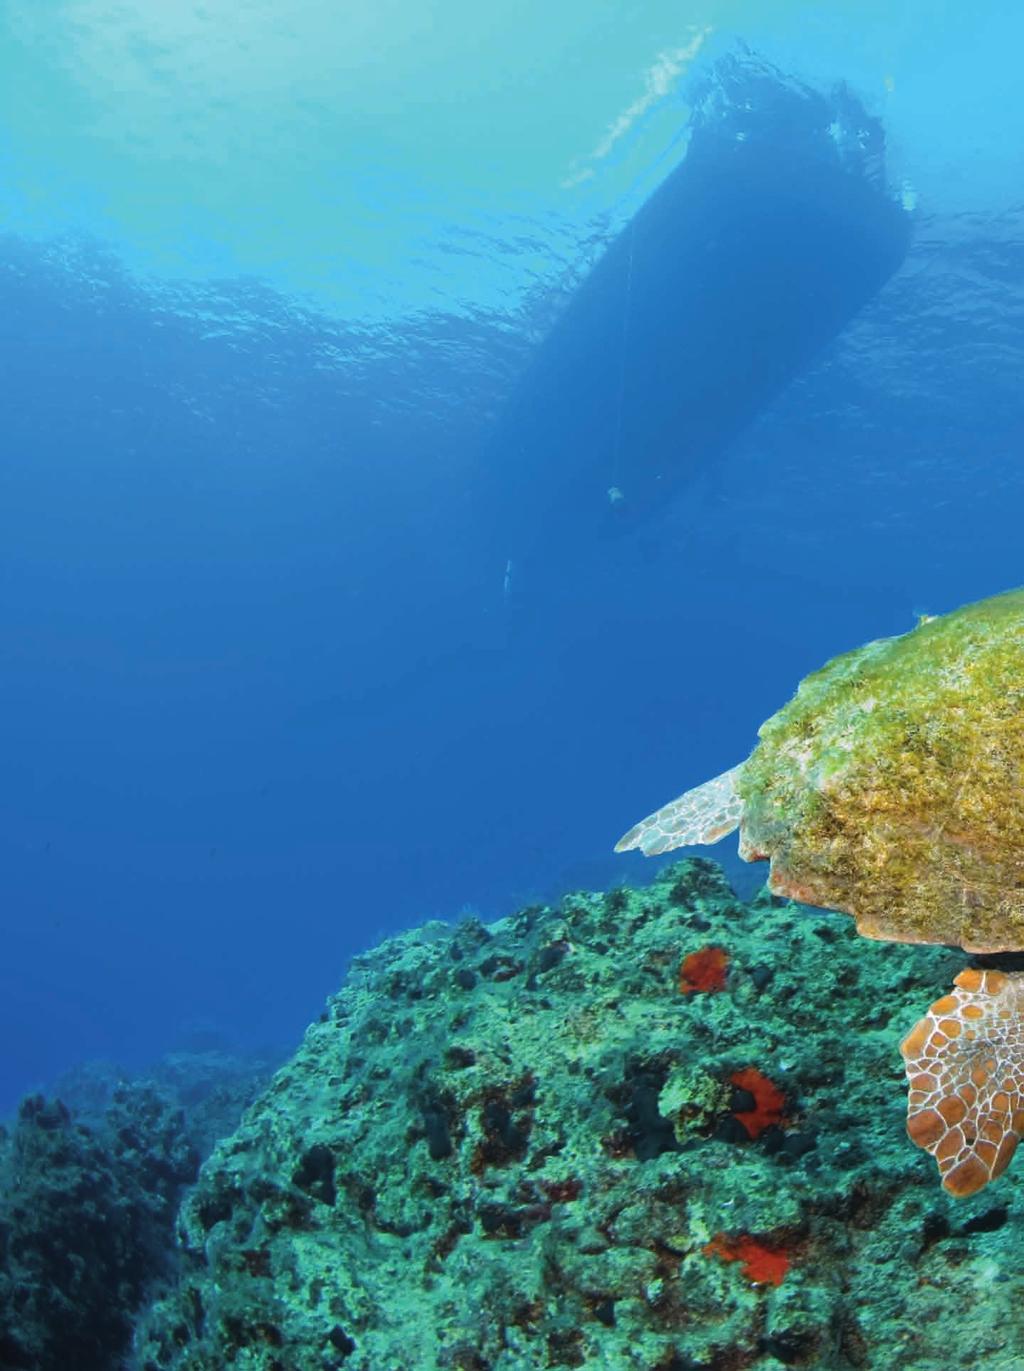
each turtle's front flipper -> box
[901,968,1024,1197]
[614,764,744,857]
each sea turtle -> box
[615,587,1024,1197]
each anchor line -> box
[611,218,635,495]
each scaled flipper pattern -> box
[615,764,744,857]
[901,968,1024,1197]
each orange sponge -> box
[730,1067,786,1139]
[678,946,729,994]
[704,1233,790,1286]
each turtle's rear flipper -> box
[614,765,744,856]
[902,968,1024,1197]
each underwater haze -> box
[1,0,1024,1130]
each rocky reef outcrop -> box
[0,1049,277,1371]
[0,1085,197,1371]
[133,861,1024,1369]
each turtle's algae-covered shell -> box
[738,589,1024,953]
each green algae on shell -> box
[742,589,1024,952]
[618,588,1024,954]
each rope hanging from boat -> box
[610,218,635,507]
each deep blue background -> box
[2,55,1023,1115]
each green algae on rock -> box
[616,589,1024,1199]
[132,862,1024,1371]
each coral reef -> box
[51,1046,282,1163]
[133,861,1024,1369]
[0,1048,276,1371]
[0,1084,198,1371]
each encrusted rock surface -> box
[133,861,1024,1370]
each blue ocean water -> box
[1,0,1023,1119]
